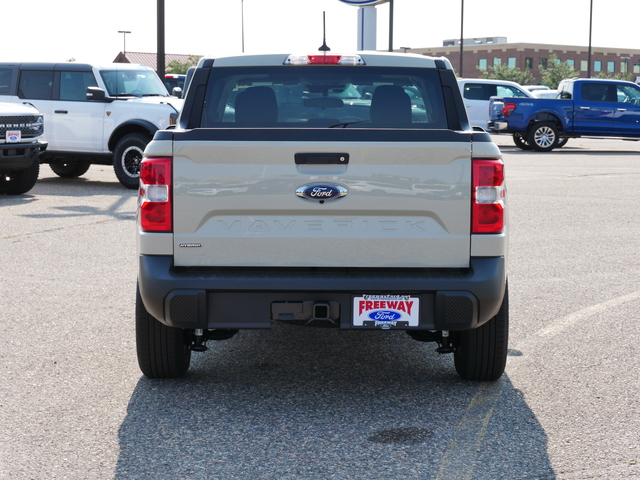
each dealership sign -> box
[338,0,390,5]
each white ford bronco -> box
[0,63,182,189]
[136,52,508,381]
[0,101,47,195]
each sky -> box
[4,0,640,65]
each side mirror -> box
[171,87,183,97]
[86,87,107,101]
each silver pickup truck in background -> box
[136,52,509,381]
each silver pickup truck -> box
[136,52,508,381]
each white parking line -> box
[536,291,640,337]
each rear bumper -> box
[0,141,47,171]
[487,121,510,132]
[138,255,506,331]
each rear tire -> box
[50,161,91,178]
[527,122,559,152]
[2,161,39,195]
[512,133,532,150]
[136,284,192,378]
[453,283,509,381]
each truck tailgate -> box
[172,139,472,268]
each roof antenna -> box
[318,11,331,52]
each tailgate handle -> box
[295,153,349,165]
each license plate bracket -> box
[352,294,420,329]
[6,130,21,143]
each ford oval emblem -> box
[296,183,348,202]
[368,310,402,321]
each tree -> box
[596,71,636,82]
[539,54,576,89]
[166,55,201,74]
[480,64,535,86]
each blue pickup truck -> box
[489,78,640,151]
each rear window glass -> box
[201,66,447,129]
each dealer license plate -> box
[353,294,420,329]
[7,130,21,143]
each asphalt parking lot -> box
[1,136,639,479]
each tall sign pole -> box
[157,0,165,78]
[338,0,390,51]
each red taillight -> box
[472,159,505,234]
[139,157,172,233]
[502,102,516,117]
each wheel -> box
[556,137,569,148]
[2,161,40,195]
[453,283,509,381]
[527,122,559,152]
[512,133,532,150]
[50,161,91,178]
[113,133,149,189]
[136,284,192,378]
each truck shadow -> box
[115,323,554,479]
[32,175,131,197]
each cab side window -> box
[615,85,640,106]
[18,70,54,100]
[0,68,12,94]
[581,83,615,102]
[60,71,98,101]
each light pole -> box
[157,0,165,79]
[118,30,131,55]
[241,0,245,53]
[388,0,394,52]
[587,0,593,77]
[459,0,464,76]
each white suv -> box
[457,78,532,131]
[0,101,47,194]
[0,63,183,189]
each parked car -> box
[0,101,47,194]
[164,74,185,97]
[136,52,509,381]
[0,62,183,189]
[523,85,550,92]
[489,78,640,151]
[457,78,532,131]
